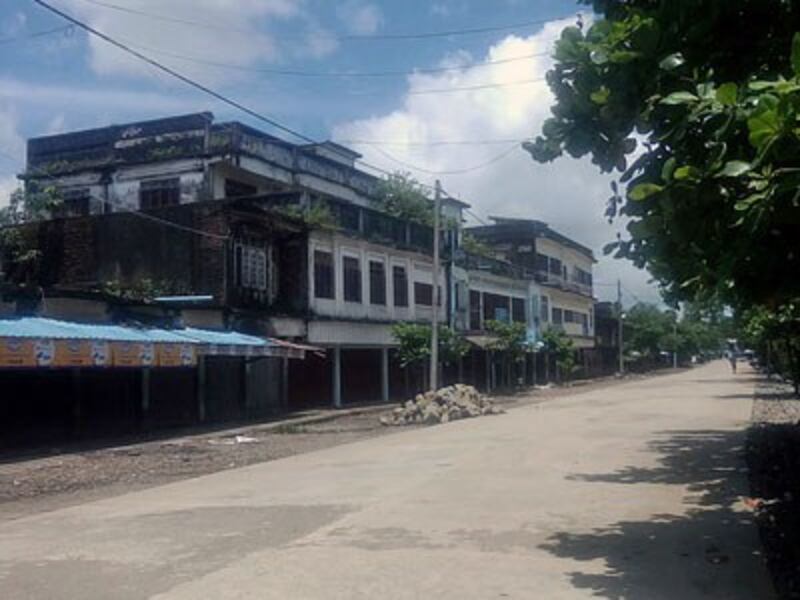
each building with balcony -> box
[8,111,605,423]
[8,113,467,414]
[467,217,596,349]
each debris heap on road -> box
[381,384,504,426]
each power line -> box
[0,24,73,44]
[73,0,575,42]
[369,144,521,176]
[338,77,549,97]
[335,138,529,147]
[464,208,490,226]
[31,0,404,184]
[118,39,554,78]
[406,77,547,96]
[31,0,317,145]
[32,1,521,191]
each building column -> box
[281,356,290,413]
[141,367,151,429]
[485,351,491,393]
[197,356,207,422]
[332,346,342,408]
[381,347,390,403]
[243,358,252,416]
[71,368,82,436]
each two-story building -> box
[12,112,463,411]
[11,112,600,418]
[467,217,596,350]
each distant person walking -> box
[727,350,737,373]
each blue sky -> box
[0,0,661,304]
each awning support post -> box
[71,368,82,437]
[197,356,206,422]
[332,346,342,408]
[485,351,491,393]
[281,357,289,413]
[141,367,151,425]
[381,347,389,403]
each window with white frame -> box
[343,255,362,303]
[313,250,335,299]
[235,242,268,291]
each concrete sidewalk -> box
[0,362,774,599]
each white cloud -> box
[337,1,383,35]
[0,105,24,208]
[333,18,662,305]
[0,175,19,209]
[1,11,27,37]
[0,106,24,158]
[46,114,67,135]
[0,78,201,115]
[430,3,451,17]
[63,0,334,85]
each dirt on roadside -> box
[0,368,681,523]
[0,410,413,522]
[748,378,800,600]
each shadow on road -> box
[541,429,766,599]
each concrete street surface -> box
[0,361,774,599]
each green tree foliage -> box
[526,1,800,309]
[275,201,337,230]
[460,233,496,258]
[622,302,726,362]
[391,322,469,368]
[740,302,800,393]
[540,328,577,381]
[0,185,61,283]
[485,320,528,363]
[485,319,529,387]
[624,304,675,358]
[374,172,434,226]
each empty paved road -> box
[0,362,774,599]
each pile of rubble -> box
[380,384,504,427]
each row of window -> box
[574,267,593,287]
[536,253,594,287]
[56,177,259,217]
[551,308,591,327]
[314,250,439,308]
[467,291,527,330]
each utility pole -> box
[617,279,624,374]
[673,319,679,369]
[430,180,442,391]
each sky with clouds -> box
[0,0,660,305]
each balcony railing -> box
[534,270,593,297]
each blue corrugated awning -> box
[0,317,189,343]
[0,317,312,362]
[175,327,270,347]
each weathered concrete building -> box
[467,217,596,350]
[8,111,602,423]
[13,113,461,411]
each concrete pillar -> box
[243,358,252,415]
[281,357,289,413]
[485,351,491,393]
[71,368,82,436]
[197,356,206,422]
[381,347,390,403]
[141,367,151,430]
[332,346,342,408]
